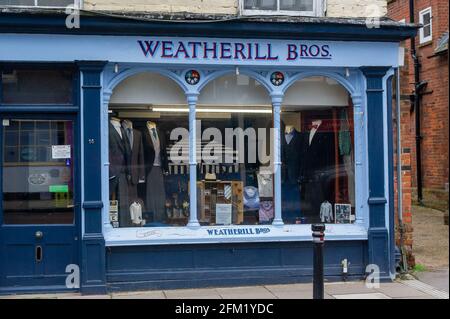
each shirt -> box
[309,123,321,145]
[285,131,294,144]
[111,120,123,139]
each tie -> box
[126,128,133,146]
[151,128,158,140]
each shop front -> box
[0,12,416,294]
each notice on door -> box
[52,145,71,159]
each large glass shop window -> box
[196,75,274,226]
[282,77,355,224]
[108,73,189,228]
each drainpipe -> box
[409,0,424,203]
[396,68,408,272]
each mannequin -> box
[281,121,303,222]
[302,117,335,222]
[121,119,145,204]
[142,121,168,223]
[109,115,132,227]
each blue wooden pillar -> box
[78,61,108,294]
[361,67,391,281]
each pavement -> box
[1,275,449,299]
[414,268,449,293]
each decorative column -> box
[351,94,366,226]
[78,61,108,294]
[361,67,391,280]
[187,93,200,228]
[271,94,284,226]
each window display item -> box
[109,118,132,227]
[335,204,352,224]
[243,186,260,209]
[216,204,232,225]
[282,124,303,184]
[259,201,274,222]
[197,181,244,225]
[109,200,119,228]
[130,201,145,226]
[257,171,273,198]
[142,121,168,223]
[320,200,333,223]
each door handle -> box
[35,231,44,240]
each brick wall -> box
[388,0,449,266]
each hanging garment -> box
[130,201,144,226]
[320,201,333,223]
[243,186,260,209]
[259,201,274,222]
[281,128,304,184]
[257,172,274,198]
[122,121,146,203]
[339,109,352,156]
[145,166,166,223]
[301,126,335,220]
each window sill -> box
[103,223,368,246]
[419,40,433,48]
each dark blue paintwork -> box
[361,67,391,280]
[0,12,417,42]
[105,241,368,291]
[77,61,108,295]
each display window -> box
[107,72,358,230]
[108,72,189,228]
[282,76,355,224]
[196,74,274,226]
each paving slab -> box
[325,282,378,295]
[164,288,221,299]
[333,293,391,299]
[216,286,276,299]
[112,291,166,299]
[415,269,449,293]
[376,282,431,298]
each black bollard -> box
[312,224,325,299]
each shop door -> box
[0,117,80,290]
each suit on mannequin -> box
[301,119,335,221]
[141,121,168,222]
[109,117,132,227]
[281,123,304,222]
[121,120,145,202]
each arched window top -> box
[283,76,350,109]
[109,72,186,106]
[198,74,271,107]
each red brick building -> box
[388,0,449,266]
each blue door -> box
[0,116,80,292]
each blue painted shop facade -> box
[0,12,416,294]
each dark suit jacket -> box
[109,122,132,191]
[281,129,304,184]
[129,129,146,185]
[141,126,169,176]
[301,130,335,179]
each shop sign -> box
[138,39,332,62]
[206,227,271,236]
